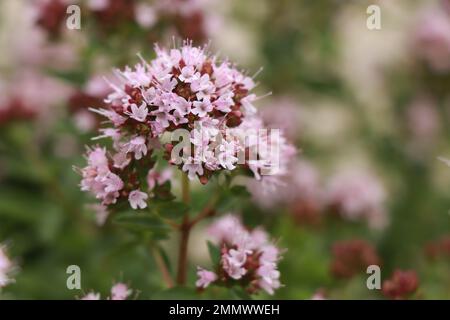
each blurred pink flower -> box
[87,204,110,226]
[0,245,15,288]
[406,95,440,143]
[260,97,303,141]
[81,292,101,300]
[0,71,73,124]
[195,267,217,289]
[147,167,172,190]
[246,160,322,213]
[325,170,387,230]
[414,7,450,72]
[110,282,132,300]
[135,3,157,29]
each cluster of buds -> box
[196,214,283,295]
[330,239,381,279]
[382,270,419,300]
[325,170,387,230]
[81,282,133,300]
[0,244,15,288]
[78,41,294,211]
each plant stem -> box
[176,173,191,285]
[151,246,174,288]
[181,172,190,204]
[176,174,220,285]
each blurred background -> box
[1,0,450,299]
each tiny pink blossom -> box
[192,98,213,117]
[110,283,132,300]
[196,268,217,289]
[128,190,148,210]
[147,168,172,190]
[182,157,204,180]
[179,66,197,83]
[0,245,14,288]
[125,136,148,160]
[81,291,101,300]
[126,102,148,122]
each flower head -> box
[382,270,419,300]
[78,41,295,211]
[198,214,283,295]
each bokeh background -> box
[1,0,450,299]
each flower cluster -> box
[196,214,283,295]
[330,239,381,279]
[0,245,15,288]
[81,282,133,300]
[79,41,295,210]
[325,170,387,230]
[382,270,419,300]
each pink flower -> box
[110,283,132,300]
[125,136,148,160]
[191,74,214,99]
[79,147,124,206]
[0,245,15,288]
[201,214,283,295]
[128,190,148,210]
[112,151,131,169]
[257,263,281,295]
[81,292,101,300]
[87,0,109,11]
[182,157,204,180]
[195,268,217,288]
[192,98,213,117]
[126,102,148,122]
[135,3,157,29]
[179,66,197,83]
[414,7,450,72]
[147,168,172,190]
[88,204,110,226]
[80,282,133,300]
[325,170,387,230]
[172,96,192,115]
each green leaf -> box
[114,212,170,234]
[230,185,251,198]
[153,201,189,220]
[231,287,253,300]
[207,241,221,265]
